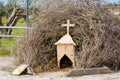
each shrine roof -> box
[55,33,76,45]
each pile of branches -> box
[13,1,120,72]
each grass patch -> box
[16,18,26,26]
[0,50,10,56]
[0,38,15,47]
[12,29,26,35]
[0,18,26,56]
[0,38,15,56]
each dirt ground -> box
[0,57,120,80]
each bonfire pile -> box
[13,1,120,72]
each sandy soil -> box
[0,57,120,80]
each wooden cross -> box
[62,20,75,34]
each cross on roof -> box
[62,20,75,34]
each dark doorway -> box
[60,55,73,68]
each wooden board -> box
[12,64,29,76]
[0,35,27,38]
[0,26,28,29]
[67,66,113,77]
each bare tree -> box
[6,7,26,35]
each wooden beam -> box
[67,66,113,77]
[0,26,28,29]
[0,35,27,38]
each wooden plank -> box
[27,67,36,75]
[0,26,28,29]
[0,35,26,38]
[67,66,113,77]
[12,64,29,76]
[12,64,35,76]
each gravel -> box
[0,57,120,80]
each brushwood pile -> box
[13,1,120,72]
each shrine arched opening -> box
[60,55,73,68]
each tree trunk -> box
[0,7,25,35]
[6,15,19,35]
[6,8,20,35]
[0,17,7,35]
[6,7,25,35]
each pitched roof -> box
[55,33,76,45]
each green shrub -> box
[2,17,7,25]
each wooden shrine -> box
[55,20,76,68]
